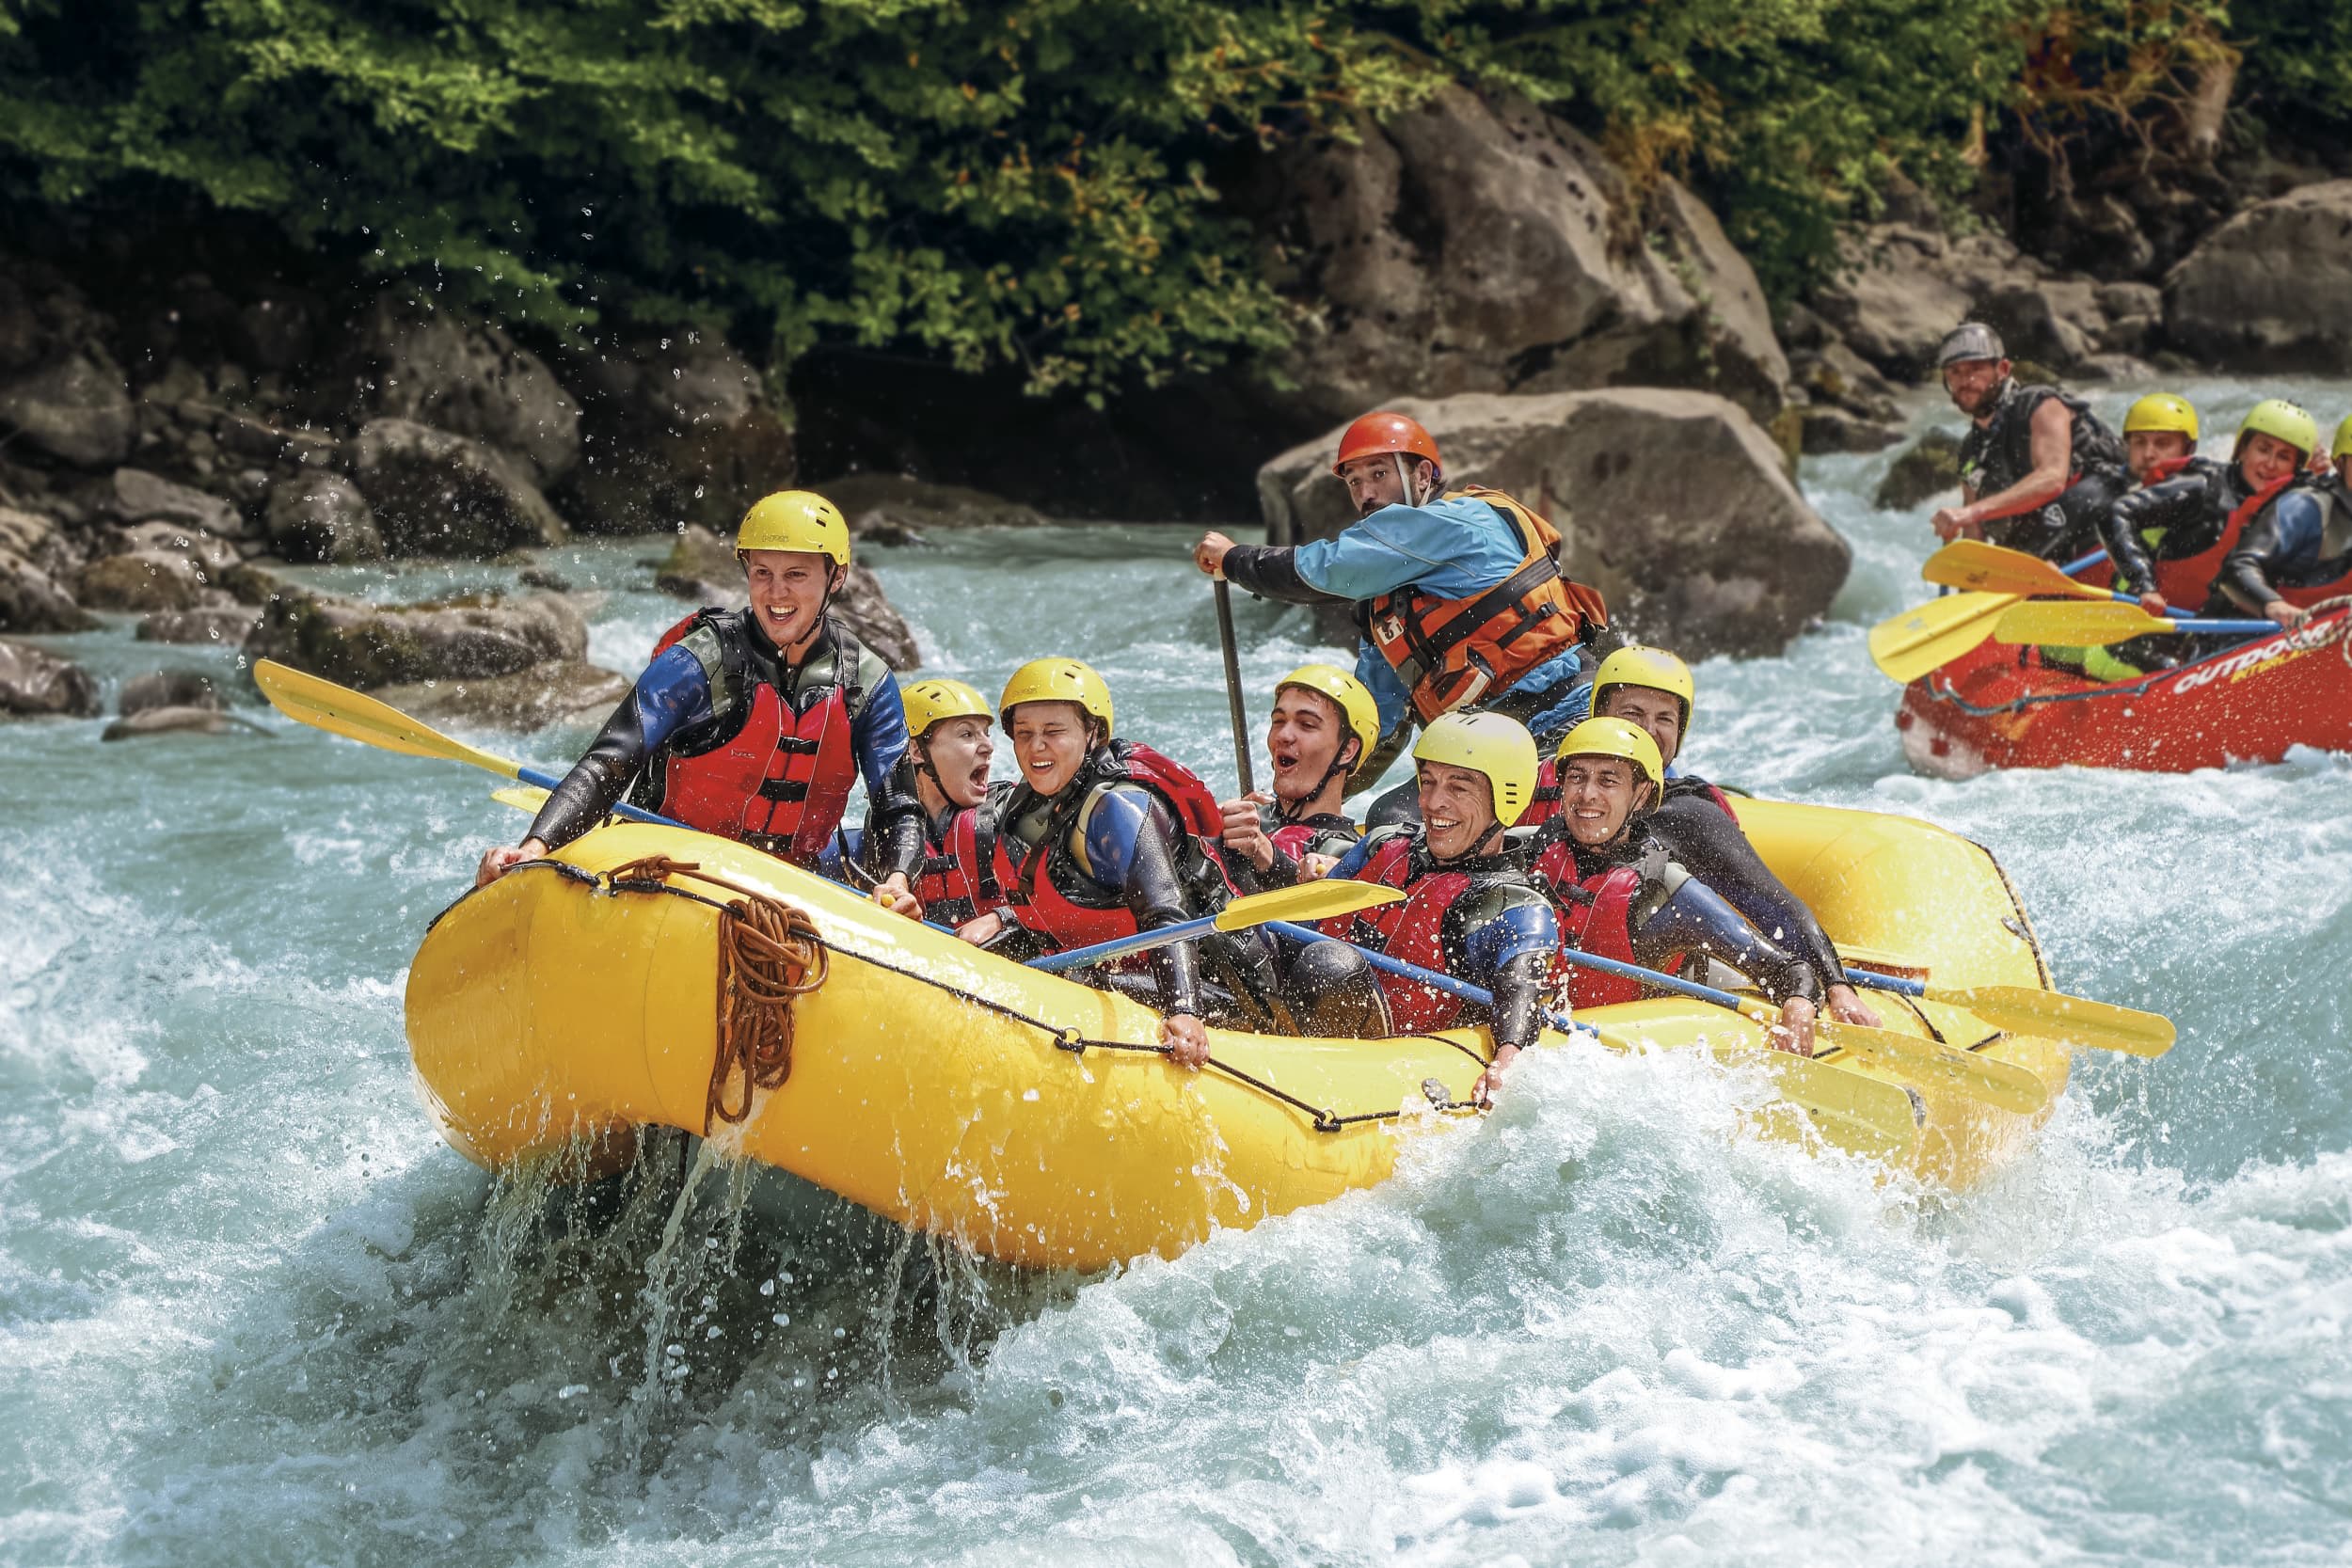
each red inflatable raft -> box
[1897,602,2352,777]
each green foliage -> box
[2233,0,2352,135]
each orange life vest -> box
[1359,486,1609,723]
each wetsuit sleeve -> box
[1221,546,1349,606]
[1651,797,1843,995]
[1460,894,1558,1053]
[851,671,925,882]
[2103,473,2209,595]
[1636,875,1821,1005]
[2217,492,2325,612]
[1083,788,1205,1018]
[524,646,712,851]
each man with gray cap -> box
[1929,322,2130,562]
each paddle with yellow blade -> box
[1867,546,2110,684]
[1919,538,2134,601]
[1843,964,2174,1057]
[1992,600,2282,647]
[1026,880,1406,973]
[251,657,686,828]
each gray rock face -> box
[1257,388,1848,658]
[351,418,567,558]
[2165,180,2352,370]
[0,636,100,717]
[1872,429,1963,512]
[1240,86,1789,425]
[373,659,631,731]
[74,550,208,612]
[109,467,247,539]
[135,604,261,644]
[558,331,795,535]
[345,294,582,484]
[822,473,1052,539]
[653,524,920,671]
[0,347,135,467]
[1809,227,1976,376]
[0,505,92,632]
[264,472,383,562]
[119,668,223,716]
[243,583,588,689]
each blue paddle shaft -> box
[1843,966,1926,998]
[516,766,680,828]
[1025,912,1220,973]
[2147,617,2288,634]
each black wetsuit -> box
[1959,381,2130,562]
[1646,778,1844,998]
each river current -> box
[6,379,2351,1566]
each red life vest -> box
[1528,837,1650,1011]
[993,742,1232,952]
[646,610,865,867]
[1320,834,1472,1031]
[916,807,1000,927]
[1268,813,1360,863]
[1359,486,1609,723]
[2151,471,2295,611]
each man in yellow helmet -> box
[2215,401,2349,632]
[1217,663,1376,886]
[473,490,928,916]
[1524,646,1880,1029]
[1307,713,1560,1105]
[1930,322,2130,562]
[1524,718,1820,1057]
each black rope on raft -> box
[544,866,1481,1135]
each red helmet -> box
[1333,411,1441,475]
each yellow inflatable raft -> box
[405,798,2068,1270]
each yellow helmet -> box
[2237,399,2317,460]
[1411,712,1539,827]
[735,489,850,564]
[901,677,993,740]
[2333,412,2352,461]
[2123,392,2200,442]
[998,657,1114,732]
[1554,716,1664,790]
[1590,645,1695,736]
[1275,663,1380,767]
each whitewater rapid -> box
[5,378,2351,1566]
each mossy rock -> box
[1872,429,1963,512]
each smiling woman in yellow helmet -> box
[1216,663,1378,886]
[1521,716,1823,1058]
[2213,400,2352,632]
[474,490,929,919]
[1526,646,1883,1030]
[1300,712,1558,1105]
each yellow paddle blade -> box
[1817,1022,2050,1115]
[1867,592,2017,684]
[1724,1049,1925,1164]
[1213,879,1404,932]
[1993,600,2162,647]
[491,784,550,813]
[1926,985,2176,1057]
[1922,539,2111,601]
[252,658,524,782]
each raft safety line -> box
[1922,599,2352,718]
[521,860,1486,1135]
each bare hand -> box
[1770,997,1818,1058]
[1929,507,1982,544]
[1193,531,1236,578]
[476,838,548,888]
[1470,1044,1519,1108]
[1161,1012,1211,1069]
[956,911,1005,946]
[1823,984,1883,1029]
[2138,592,2169,618]
[2267,599,2311,631]
[1297,852,1340,881]
[1219,791,1275,872]
[873,872,924,922]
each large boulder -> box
[74,550,207,612]
[0,346,135,467]
[654,524,920,670]
[243,584,589,689]
[2164,180,2352,370]
[0,636,100,717]
[350,419,567,558]
[1256,388,1849,658]
[821,473,1052,541]
[119,668,223,716]
[337,294,581,484]
[264,472,383,562]
[1236,85,1789,426]
[136,604,262,644]
[0,505,92,632]
[373,659,631,731]
[557,331,795,534]
[106,467,247,541]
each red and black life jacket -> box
[914,806,1002,928]
[1527,833,1665,1012]
[1317,833,1472,1031]
[641,609,868,867]
[993,741,1232,952]
[1356,486,1610,723]
[1268,810,1360,863]
[2149,468,2296,611]
[2267,478,2352,610]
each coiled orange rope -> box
[606,855,830,1130]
